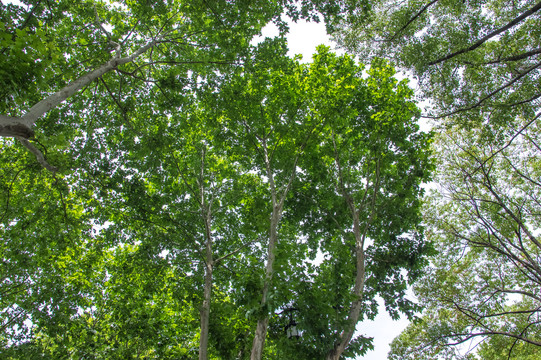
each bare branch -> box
[472,112,540,174]
[429,61,541,118]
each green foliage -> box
[389,121,541,359]
[0,3,431,358]
[336,2,541,358]
[334,0,541,128]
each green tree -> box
[0,0,279,169]
[1,21,432,360]
[2,0,365,171]
[389,120,541,359]
[334,0,541,127]
[0,139,99,352]
[3,243,202,360]
[213,44,433,359]
[214,39,325,360]
[285,50,433,360]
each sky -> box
[255,20,415,360]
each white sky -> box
[256,20,344,61]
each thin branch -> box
[472,112,540,174]
[487,47,541,64]
[0,165,28,223]
[124,60,236,73]
[461,48,541,66]
[215,238,257,264]
[170,150,202,206]
[53,175,72,235]
[121,19,140,46]
[388,0,439,42]
[14,137,58,172]
[201,0,225,27]
[446,329,541,347]
[429,61,541,118]
[501,92,541,107]
[99,78,131,124]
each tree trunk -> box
[250,205,281,360]
[0,115,34,138]
[199,258,213,360]
[198,150,213,360]
[250,317,270,360]
[325,209,366,360]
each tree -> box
[2,0,367,171]
[333,0,541,127]
[389,119,541,359]
[320,56,433,360]
[1,20,431,359]
[280,50,433,360]
[213,39,326,359]
[0,138,100,351]
[214,44,433,359]
[114,98,263,360]
[1,242,204,360]
[0,0,285,170]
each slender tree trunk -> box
[199,256,213,360]
[198,148,213,360]
[248,131,303,359]
[327,133,381,359]
[250,206,281,360]
[326,209,366,360]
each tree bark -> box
[250,204,282,360]
[199,147,213,360]
[0,115,34,138]
[325,209,366,360]
[250,139,289,360]
[199,252,213,360]
[0,37,159,139]
[327,137,380,359]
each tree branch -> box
[14,137,58,172]
[429,0,541,65]
[215,239,257,264]
[388,0,439,42]
[0,36,162,134]
[429,61,541,118]
[488,47,541,64]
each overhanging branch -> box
[15,137,58,173]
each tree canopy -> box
[334,0,541,128]
[6,0,541,359]
[388,119,541,359]
[333,0,541,358]
[0,1,434,359]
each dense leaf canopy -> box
[333,0,541,358]
[1,1,436,359]
[389,119,541,360]
[334,0,541,128]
